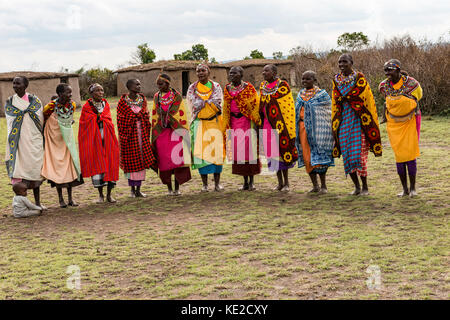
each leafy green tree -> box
[337,32,370,51]
[249,49,265,59]
[272,51,283,59]
[174,44,209,61]
[131,43,156,64]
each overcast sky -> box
[0,0,448,72]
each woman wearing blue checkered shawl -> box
[295,71,334,194]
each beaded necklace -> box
[157,90,175,128]
[125,94,143,108]
[92,99,105,113]
[228,81,245,92]
[195,81,213,99]
[300,86,320,101]
[261,79,280,96]
[385,75,408,97]
[335,70,357,86]
[55,99,74,120]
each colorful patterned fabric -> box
[379,76,422,163]
[259,79,298,166]
[117,93,157,173]
[295,87,334,170]
[223,82,261,127]
[332,72,382,160]
[187,81,225,170]
[4,94,43,178]
[187,80,223,122]
[78,98,119,182]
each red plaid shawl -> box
[117,94,157,172]
[78,99,120,181]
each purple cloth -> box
[128,180,142,187]
[396,160,417,176]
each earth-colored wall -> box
[0,77,81,116]
[117,68,229,98]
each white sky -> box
[0,0,448,72]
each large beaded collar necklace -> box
[261,79,280,96]
[55,99,74,119]
[335,70,357,86]
[125,94,143,108]
[385,75,408,97]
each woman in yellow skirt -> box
[379,59,423,197]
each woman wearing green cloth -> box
[41,83,83,208]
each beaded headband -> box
[156,74,171,84]
[384,60,401,70]
[196,63,210,72]
[89,83,102,93]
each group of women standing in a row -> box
[5,53,423,212]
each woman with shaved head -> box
[295,70,334,194]
[379,59,423,197]
[187,63,225,192]
[331,54,382,196]
[223,66,261,191]
[117,79,156,198]
[259,64,298,192]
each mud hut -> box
[0,71,81,117]
[115,61,228,98]
[222,59,296,89]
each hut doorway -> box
[182,71,189,96]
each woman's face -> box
[129,80,142,93]
[302,73,315,89]
[157,78,170,92]
[91,86,104,101]
[12,77,27,96]
[338,56,353,75]
[229,67,242,84]
[196,66,210,83]
[262,65,275,82]
[384,66,400,82]
[59,86,73,103]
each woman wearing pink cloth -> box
[151,74,191,196]
[223,66,261,191]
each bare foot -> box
[397,191,409,197]
[350,188,361,196]
[318,188,328,195]
[38,204,47,210]
[409,190,418,197]
[201,185,208,193]
[215,184,224,192]
[281,185,290,192]
[107,196,117,203]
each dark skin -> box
[337,56,369,195]
[383,65,417,197]
[229,67,255,191]
[126,79,146,198]
[156,78,180,195]
[195,66,223,192]
[301,72,328,194]
[15,185,42,214]
[91,85,116,203]
[12,77,45,208]
[53,86,79,207]
[262,65,290,191]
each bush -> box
[290,35,450,115]
[77,67,117,100]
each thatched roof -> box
[222,59,294,68]
[0,71,79,81]
[115,60,227,73]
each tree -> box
[337,32,369,51]
[249,49,265,59]
[174,44,209,61]
[272,51,283,59]
[131,43,156,64]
